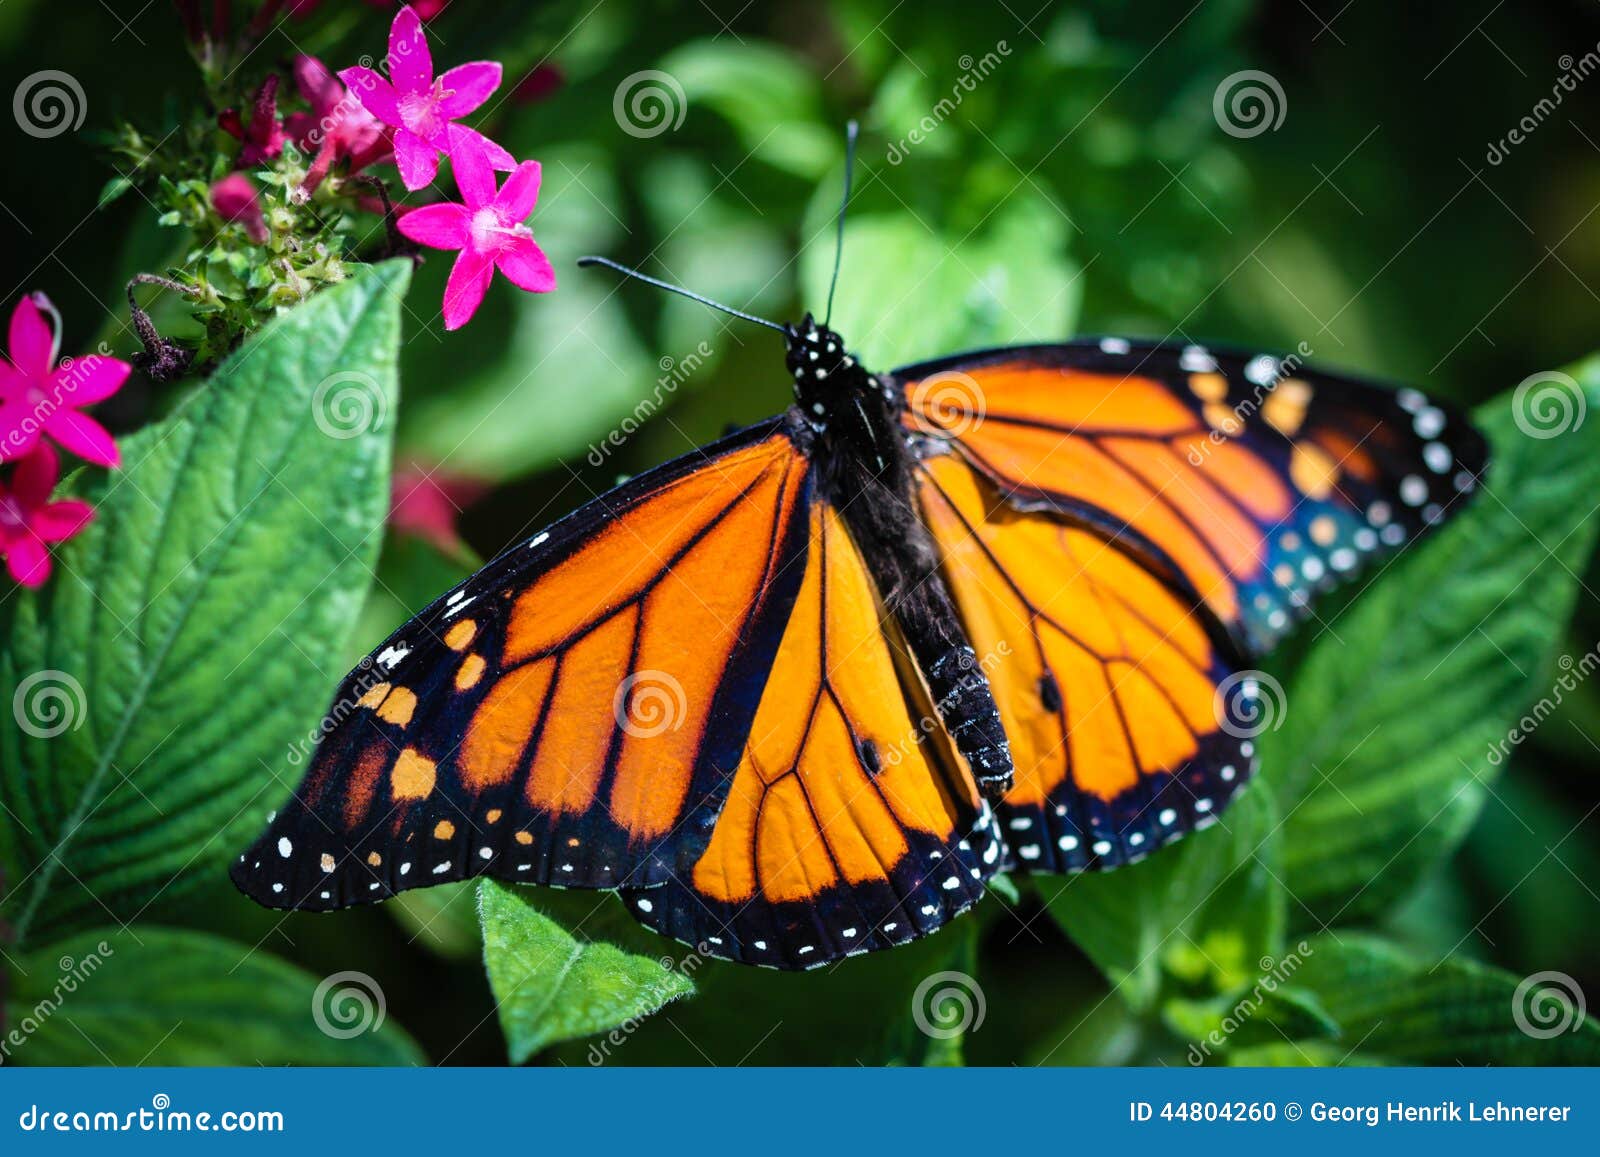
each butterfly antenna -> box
[577,255,787,333]
[823,119,859,328]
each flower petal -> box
[393,128,440,191]
[339,67,401,125]
[52,354,130,407]
[10,442,59,507]
[495,240,557,294]
[0,393,43,462]
[32,499,95,543]
[442,251,494,331]
[5,535,50,587]
[9,294,58,378]
[494,161,542,222]
[44,408,119,467]
[294,54,342,114]
[437,62,502,118]
[388,4,433,93]
[397,202,471,250]
[446,125,499,206]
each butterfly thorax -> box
[784,314,904,476]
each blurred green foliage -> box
[3,0,1599,1066]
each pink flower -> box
[0,444,95,587]
[0,295,129,468]
[398,134,555,330]
[219,75,288,166]
[211,174,269,243]
[286,55,393,193]
[389,459,488,556]
[339,5,512,191]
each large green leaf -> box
[1262,358,1600,922]
[0,261,410,948]
[1045,783,1283,1011]
[1228,932,1600,1066]
[478,881,694,1065]
[4,926,422,1065]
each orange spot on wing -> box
[456,653,486,690]
[444,620,477,651]
[433,819,455,839]
[391,748,436,800]
[377,686,417,727]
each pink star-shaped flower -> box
[398,133,555,330]
[339,5,512,191]
[0,443,94,587]
[0,294,129,467]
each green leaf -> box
[0,261,410,948]
[4,926,422,1066]
[800,190,1080,369]
[478,881,694,1064]
[1253,932,1600,1065]
[1262,357,1600,922]
[1046,782,1283,1011]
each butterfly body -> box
[785,313,1015,798]
[233,330,1487,970]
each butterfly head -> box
[785,313,869,426]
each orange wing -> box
[626,501,1005,968]
[900,341,1488,654]
[232,420,812,908]
[917,453,1254,871]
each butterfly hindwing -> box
[917,453,1251,871]
[899,340,1489,656]
[625,500,1004,968]
[231,419,812,908]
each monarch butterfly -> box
[232,127,1488,969]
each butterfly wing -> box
[899,340,1489,655]
[917,453,1251,871]
[233,413,1003,969]
[232,418,813,907]
[625,498,1004,968]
